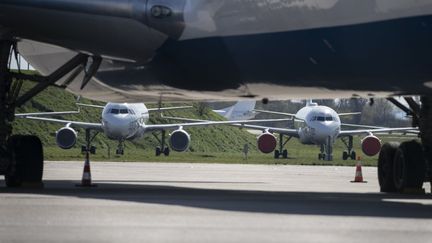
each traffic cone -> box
[76,156,97,187]
[351,157,367,183]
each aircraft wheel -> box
[163,147,170,156]
[393,140,426,192]
[378,142,399,192]
[155,147,161,156]
[274,150,280,159]
[342,151,349,161]
[350,151,356,160]
[282,149,288,159]
[5,135,44,187]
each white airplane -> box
[213,100,257,121]
[2,1,431,191]
[17,102,289,157]
[167,100,417,161]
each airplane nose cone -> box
[104,117,132,139]
[313,123,339,143]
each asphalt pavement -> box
[1,161,431,243]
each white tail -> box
[214,100,257,121]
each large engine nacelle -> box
[56,127,77,149]
[169,129,191,152]
[257,132,277,154]
[361,135,382,156]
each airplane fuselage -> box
[2,1,432,101]
[102,103,149,141]
[294,105,341,145]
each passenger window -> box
[111,109,119,114]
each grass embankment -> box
[13,79,415,166]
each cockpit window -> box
[325,116,333,121]
[110,109,119,114]
[317,116,325,121]
[120,109,128,114]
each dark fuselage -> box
[1,0,432,101]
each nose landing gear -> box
[318,136,333,161]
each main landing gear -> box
[0,38,100,187]
[274,134,291,159]
[378,97,431,193]
[341,136,357,160]
[153,130,170,156]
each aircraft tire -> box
[274,150,280,159]
[342,151,349,161]
[378,142,399,192]
[155,147,161,156]
[163,147,170,156]
[393,140,426,192]
[350,151,356,160]
[5,135,44,187]
[282,149,288,159]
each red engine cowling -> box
[361,135,382,156]
[257,132,277,154]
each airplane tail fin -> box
[213,100,257,120]
[306,99,318,107]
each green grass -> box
[12,78,417,166]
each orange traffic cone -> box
[76,156,97,187]
[351,157,367,183]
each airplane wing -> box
[341,123,386,129]
[160,116,299,136]
[339,127,418,136]
[147,106,193,112]
[77,103,192,112]
[253,109,296,117]
[15,110,80,118]
[76,103,105,109]
[338,112,362,116]
[22,116,103,131]
[145,118,289,132]
[231,124,299,137]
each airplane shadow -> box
[1,179,432,219]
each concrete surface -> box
[0,161,432,243]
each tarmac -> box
[1,161,432,243]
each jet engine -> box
[257,132,277,154]
[361,135,382,156]
[56,127,77,149]
[169,129,191,152]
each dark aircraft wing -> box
[3,1,432,101]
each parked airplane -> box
[166,100,417,161]
[17,102,289,157]
[1,1,431,192]
[213,100,257,121]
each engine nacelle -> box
[169,129,191,152]
[257,132,277,154]
[56,127,77,149]
[361,135,382,156]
